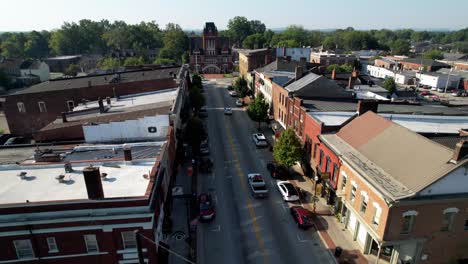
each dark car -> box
[199,142,210,156]
[199,193,215,221]
[0,134,12,145]
[198,107,208,118]
[290,206,314,229]
[266,162,289,179]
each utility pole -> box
[135,230,145,264]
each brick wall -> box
[271,82,289,127]
[5,78,176,137]
[385,199,468,264]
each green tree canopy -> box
[189,86,205,112]
[383,77,397,94]
[423,49,443,60]
[390,39,410,55]
[273,128,303,168]
[247,93,269,129]
[157,23,188,64]
[123,56,145,66]
[191,74,202,88]
[64,63,80,77]
[185,116,205,156]
[325,64,354,73]
[233,76,248,97]
[98,57,121,70]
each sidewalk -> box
[168,161,195,264]
[290,164,370,264]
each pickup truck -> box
[247,173,269,198]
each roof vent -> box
[55,174,65,183]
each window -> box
[300,113,304,123]
[290,105,293,113]
[14,240,34,259]
[121,231,137,249]
[360,193,368,214]
[350,185,357,203]
[67,100,75,111]
[401,215,415,234]
[332,163,338,182]
[46,237,58,253]
[325,157,331,172]
[313,144,317,159]
[341,175,347,191]
[38,101,47,113]
[84,234,99,253]
[319,150,324,167]
[17,102,26,113]
[372,204,382,226]
[441,212,456,232]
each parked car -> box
[224,107,233,115]
[422,85,431,89]
[266,162,290,179]
[252,133,268,148]
[247,173,269,198]
[227,85,233,91]
[277,181,300,202]
[199,157,213,173]
[453,90,466,97]
[229,90,238,97]
[437,87,445,93]
[0,134,12,145]
[431,87,437,91]
[419,91,432,96]
[235,99,243,107]
[199,142,210,156]
[290,206,314,229]
[3,137,25,146]
[198,193,215,221]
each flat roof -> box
[0,161,155,204]
[309,111,468,134]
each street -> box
[196,78,334,264]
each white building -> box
[276,47,311,62]
[416,72,461,89]
[367,65,395,79]
[19,60,50,82]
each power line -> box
[138,232,196,264]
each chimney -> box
[61,112,67,123]
[82,166,104,200]
[452,140,468,162]
[348,76,355,89]
[98,97,104,113]
[295,66,303,80]
[88,80,92,87]
[106,96,111,105]
[264,55,269,65]
[357,100,379,116]
[123,146,132,161]
[283,47,287,57]
[331,68,337,80]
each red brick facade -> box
[5,78,176,137]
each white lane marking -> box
[211,225,221,232]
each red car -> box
[199,193,215,221]
[266,162,289,179]
[290,206,314,229]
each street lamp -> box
[312,175,319,213]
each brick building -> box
[454,61,468,71]
[3,66,182,137]
[319,112,468,264]
[188,22,233,74]
[238,48,275,77]
[0,129,177,263]
[400,58,450,72]
[310,51,356,66]
[34,65,190,142]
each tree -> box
[123,56,145,66]
[247,93,269,129]
[273,128,303,168]
[189,87,205,112]
[390,39,410,55]
[233,76,248,97]
[64,63,80,77]
[242,33,265,49]
[98,57,121,70]
[383,77,397,95]
[185,116,205,156]
[158,23,188,64]
[326,64,354,73]
[191,74,202,88]
[423,49,443,60]
[154,57,176,65]
[0,69,12,89]
[227,16,253,46]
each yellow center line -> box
[225,124,268,264]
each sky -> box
[0,0,467,32]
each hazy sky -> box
[1,0,467,31]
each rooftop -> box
[303,100,465,116]
[237,48,270,56]
[309,111,468,134]
[402,58,449,67]
[320,112,460,201]
[0,161,155,205]
[45,55,82,60]
[285,72,352,99]
[8,67,180,95]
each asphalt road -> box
[197,78,334,264]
